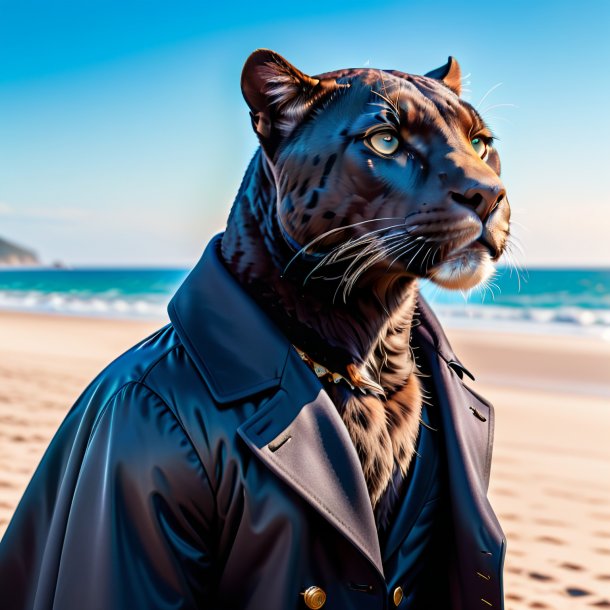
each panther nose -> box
[450,183,506,221]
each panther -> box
[221,49,510,521]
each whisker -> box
[346,237,421,293]
[480,102,518,114]
[306,229,387,274]
[384,237,429,272]
[307,232,405,287]
[326,223,411,263]
[336,235,416,303]
[406,238,428,269]
[420,243,435,270]
[336,238,399,288]
[483,115,513,125]
[281,216,403,276]
[476,82,503,110]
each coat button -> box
[301,586,326,609]
[392,586,404,606]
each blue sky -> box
[0,0,608,266]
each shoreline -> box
[0,311,609,608]
[1,303,609,340]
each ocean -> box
[0,266,608,338]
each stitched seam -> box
[88,331,180,441]
[139,342,181,383]
[48,381,138,610]
[88,380,213,496]
[89,381,139,442]
[484,396,495,490]
[52,380,215,609]
[136,381,214,493]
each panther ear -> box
[241,49,342,144]
[424,56,462,96]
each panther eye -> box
[368,132,400,156]
[471,137,488,159]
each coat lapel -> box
[168,234,384,578]
[169,233,504,604]
[412,298,506,609]
[238,348,384,578]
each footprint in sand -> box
[535,535,564,545]
[566,587,590,597]
[590,601,610,608]
[529,602,549,608]
[559,562,583,571]
[528,572,554,582]
[534,517,566,527]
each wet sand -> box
[1,312,609,609]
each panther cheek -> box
[486,148,501,176]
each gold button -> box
[393,585,404,606]
[302,586,326,609]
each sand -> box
[1,311,609,608]
[449,329,610,609]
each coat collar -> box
[168,233,291,403]
[168,232,466,402]
[168,232,386,576]
[168,232,502,590]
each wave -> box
[0,290,169,320]
[431,304,610,340]
[432,303,610,327]
[1,289,609,338]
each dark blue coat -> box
[0,233,505,609]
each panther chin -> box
[428,242,495,290]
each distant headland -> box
[0,236,40,266]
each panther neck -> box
[220,149,420,395]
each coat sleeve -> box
[0,381,217,610]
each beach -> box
[0,311,609,608]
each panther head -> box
[241,49,510,295]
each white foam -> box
[0,290,609,336]
[433,304,610,339]
[0,291,168,321]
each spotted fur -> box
[221,50,510,511]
